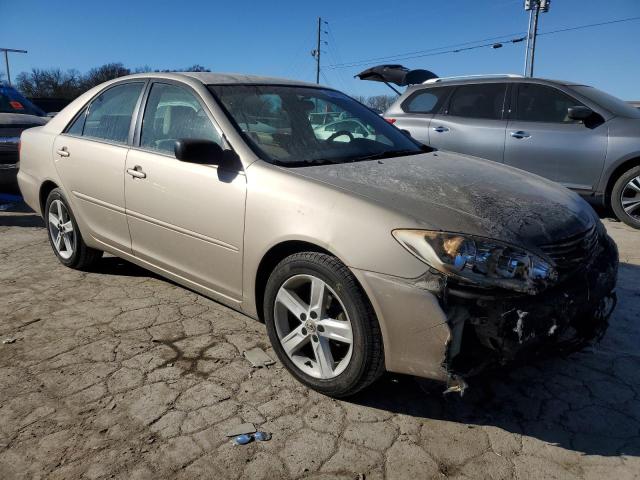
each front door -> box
[53,81,145,253]
[124,82,246,301]
[504,83,607,192]
[428,82,508,162]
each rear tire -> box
[611,166,640,229]
[263,252,384,397]
[45,188,102,270]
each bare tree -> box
[16,68,82,98]
[81,63,131,90]
[15,62,212,100]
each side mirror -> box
[567,106,593,121]
[174,139,224,165]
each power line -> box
[327,36,526,69]
[325,32,526,69]
[538,15,640,37]
[325,15,640,70]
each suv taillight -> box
[384,118,396,124]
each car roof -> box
[119,71,323,88]
[409,75,582,90]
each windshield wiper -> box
[348,149,423,162]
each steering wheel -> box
[326,130,354,143]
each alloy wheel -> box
[48,199,76,260]
[621,175,640,220]
[274,274,354,379]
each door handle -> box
[510,131,531,139]
[126,165,147,179]
[56,147,70,157]
[432,126,449,133]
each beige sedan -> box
[18,73,617,397]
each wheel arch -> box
[604,156,640,207]
[39,180,59,215]
[254,240,335,323]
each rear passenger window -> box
[66,108,87,136]
[140,83,222,155]
[448,83,507,120]
[516,84,583,123]
[403,87,451,113]
[82,83,144,144]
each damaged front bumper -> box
[443,232,618,384]
[353,232,618,391]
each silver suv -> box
[385,75,640,229]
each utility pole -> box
[311,17,328,84]
[523,0,550,77]
[315,17,322,84]
[1,48,28,86]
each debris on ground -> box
[443,375,468,396]
[225,423,256,437]
[243,347,275,367]
[2,338,17,344]
[231,431,272,446]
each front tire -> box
[263,252,384,398]
[611,166,640,229]
[45,188,102,270]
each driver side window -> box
[140,83,222,155]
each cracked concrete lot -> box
[1,204,639,480]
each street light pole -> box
[528,5,541,77]
[523,9,533,75]
[0,48,28,86]
[523,0,550,77]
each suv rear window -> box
[402,87,451,114]
[0,84,45,116]
[447,83,507,120]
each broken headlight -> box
[392,230,557,294]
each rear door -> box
[52,81,145,253]
[504,83,607,192]
[392,86,452,145]
[428,82,509,162]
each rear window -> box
[82,83,144,144]
[0,84,45,116]
[402,87,452,114]
[447,83,507,120]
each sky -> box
[1,0,639,99]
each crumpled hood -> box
[294,151,596,249]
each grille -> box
[539,225,599,276]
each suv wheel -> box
[263,252,384,397]
[611,166,640,229]
[45,188,103,269]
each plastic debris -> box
[225,423,256,437]
[243,347,275,368]
[443,375,468,396]
[2,338,16,344]
[231,431,272,446]
[232,434,252,446]
[253,431,271,441]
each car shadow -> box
[347,261,640,458]
[0,198,45,227]
[90,256,158,279]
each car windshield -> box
[0,84,46,116]
[208,84,424,166]
[571,85,640,119]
